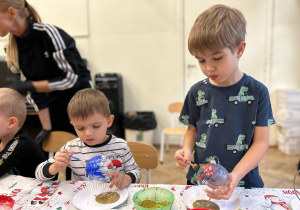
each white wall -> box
[0,0,299,145]
[0,0,183,144]
[268,0,300,145]
[270,0,300,90]
[86,0,183,144]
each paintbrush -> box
[191,163,200,171]
[70,155,88,163]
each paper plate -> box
[291,197,300,210]
[72,183,128,210]
[182,186,240,210]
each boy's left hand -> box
[205,172,239,200]
[109,170,131,190]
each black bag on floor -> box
[123,111,156,131]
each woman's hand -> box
[9,80,35,95]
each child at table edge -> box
[35,88,141,189]
[174,4,275,200]
[0,88,46,178]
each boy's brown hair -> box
[67,88,111,120]
[0,88,26,127]
[188,4,246,55]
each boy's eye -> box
[198,59,205,64]
[214,56,222,61]
[93,126,100,129]
[77,128,84,131]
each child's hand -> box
[50,149,74,175]
[205,172,239,200]
[109,170,131,190]
[174,149,191,169]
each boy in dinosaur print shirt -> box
[174,4,275,201]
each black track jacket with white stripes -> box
[16,20,91,91]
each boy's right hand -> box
[50,149,74,175]
[205,172,239,200]
[174,149,191,169]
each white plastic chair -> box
[160,102,186,164]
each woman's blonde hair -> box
[68,88,111,120]
[0,88,27,127]
[188,4,246,55]
[0,0,41,71]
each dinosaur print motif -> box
[229,86,255,105]
[268,119,274,126]
[239,86,248,96]
[227,134,249,154]
[181,115,189,125]
[236,134,245,145]
[206,109,224,127]
[196,90,208,106]
[196,133,206,149]
[211,109,217,119]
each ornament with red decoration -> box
[197,156,229,186]
[0,195,14,210]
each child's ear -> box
[7,7,17,19]
[107,115,114,128]
[70,121,73,125]
[236,41,246,58]
[8,117,18,129]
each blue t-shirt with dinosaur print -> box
[179,73,275,188]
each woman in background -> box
[0,0,92,145]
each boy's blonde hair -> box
[67,88,111,120]
[188,4,246,55]
[0,0,41,71]
[0,88,27,127]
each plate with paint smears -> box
[72,183,128,210]
[182,186,240,210]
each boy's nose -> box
[206,63,215,71]
[85,129,93,136]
